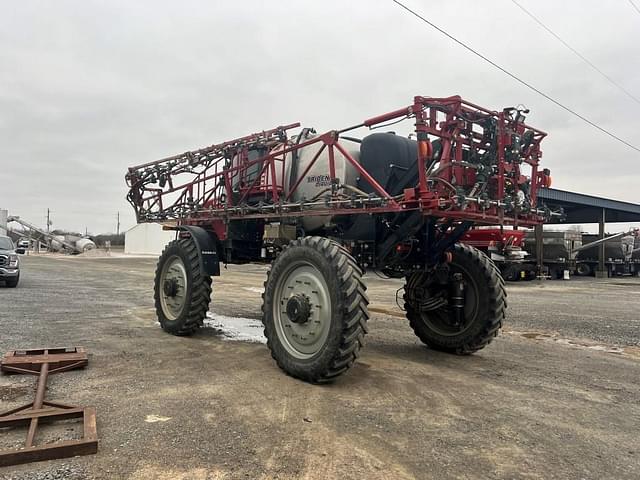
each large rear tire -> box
[404,243,506,354]
[262,237,369,383]
[154,237,212,336]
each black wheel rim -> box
[417,264,480,337]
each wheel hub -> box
[163,278,179,297]
[158,255,188,321]
[272,261,332,359]
[286,294,311,324]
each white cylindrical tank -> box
[226,130,362,233]
[76,238,96,252]
[282,132,360,232]
[50,235,66,251]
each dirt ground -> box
[1,254,639,479]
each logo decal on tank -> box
[307,175,331,187]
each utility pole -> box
[116,211,120,236]
[46,209,50,233]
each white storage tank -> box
[282,132,360,232]
[76,238,96,252]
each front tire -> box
[262,237,369,383]
[154,237,212,336]
[5,275,19,288]
[404,243,506,355]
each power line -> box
[512,0,640,105]
[389,0,640,153]
[629,0,640,16]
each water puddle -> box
[204,312,266,343]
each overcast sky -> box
[1,0,639,234]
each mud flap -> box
[172,225,220,276]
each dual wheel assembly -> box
[154,236,506,382]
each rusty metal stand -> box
[0,347,98,467]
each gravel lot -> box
[0,254,639,479]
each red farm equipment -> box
[126,95,555,383]
[460,228,535,281]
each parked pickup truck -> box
[0,235,21,287]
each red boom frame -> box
[126,95,552,240]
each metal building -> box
[124,223,175,255]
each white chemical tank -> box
[237,131,415,233]
[281,132,360,232]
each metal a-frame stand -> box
[0,347,98,467]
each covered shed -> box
[536,188,640,277]
[539,188,640,224]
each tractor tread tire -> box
[405,243,506,355]
[262,236,369,383]
[154,237,212,336]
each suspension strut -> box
[450,272,465,327]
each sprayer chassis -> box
[127,95,552,382]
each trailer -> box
[523,229,640,278]
[126,95,556,382]
[575,233,640,277]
